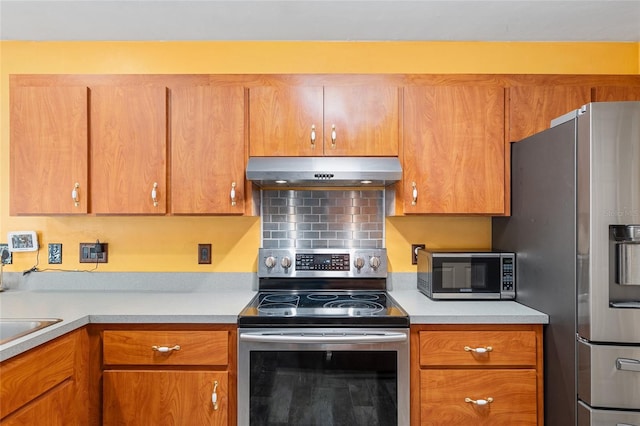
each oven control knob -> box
[354,256,365,270]
[280,256,292,269]
[264,256,277,269]
[369,256,381,270]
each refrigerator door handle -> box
[615,357,640,372]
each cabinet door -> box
[0,381,76,426]
[249,86,323,156]
[91,86,167,214]
[509,86,590,142]
[593,86,640,101]
[9,86,88,215]
[323,86,399,156]
[171,86,245,214]
[103,370,228,426]
[403,86,505,214]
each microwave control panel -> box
[500,255,516,299]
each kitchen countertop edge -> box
[1,288,548,362]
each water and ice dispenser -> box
[612,225,640,286]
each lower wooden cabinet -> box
[104,370,228,426]
[98,326,236,426]
[0,328,88,425]
[411,324,543,426]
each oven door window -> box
[249,350,397,425]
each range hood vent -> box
[246,157,402,187]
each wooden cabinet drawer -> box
[103,330,228,366]
[420,369,537,426]
[419,330,537,367]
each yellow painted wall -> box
[1,41,638,273]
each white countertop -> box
[0,287,548,362]
[390,290,549,324]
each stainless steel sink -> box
[0,318,62,344]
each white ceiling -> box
[1,0,639,42]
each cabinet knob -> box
[212,380,219,410]
[411,182,418,206]
[71,182,80,207]
[465,397,493,405]
[330,124,337,149]
[151,182,159,207]
[310,125,316,148]
[230,182,237,206]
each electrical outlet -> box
[0,244,12,264]
[79,242,108,263]
[411,244,425,265]
[198,244,212,264]
[48,243,62,264]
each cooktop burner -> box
[238,290,409,328]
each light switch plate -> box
[0,244,12,264]
[48,243,62,264]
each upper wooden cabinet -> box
[91,86,168,214]
[10,86,89,215]
[508,85,591,142]
[403,85,505,214]
[249,85,399,156]
[593,86,640,102]
[171,86,245,214]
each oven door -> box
[238,328,409,426]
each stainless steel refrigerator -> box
[493,101,640,426]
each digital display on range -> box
[296,253,350,270]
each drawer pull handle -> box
[151,345,181,353]
[616,357,640,372]
[464,345,493,353]
[465,397,493,406]
[212,380,219,410]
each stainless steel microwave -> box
[417,249,515,300]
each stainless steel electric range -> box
[238,248,409,426]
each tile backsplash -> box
[261,190,384,249]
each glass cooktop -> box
[237,290,409,328]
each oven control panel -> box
[258,248,388,278]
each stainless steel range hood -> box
[246,157,402,187]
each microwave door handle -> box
[615,357,640,372]
[239,331,407,344]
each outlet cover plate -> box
[48,243,62,264]
[79,242,108,263]
[198,244,212,264]
[411,244,425,265]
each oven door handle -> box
[239,331,407,344]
